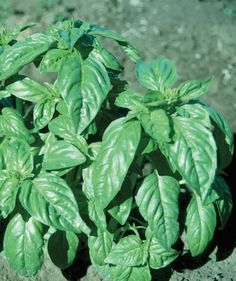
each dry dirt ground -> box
[0,0,236,280]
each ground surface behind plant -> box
[0,0,236,280]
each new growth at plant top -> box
[0,20,234,281]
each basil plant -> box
[0,20,234,280]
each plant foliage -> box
[0,20,234,280]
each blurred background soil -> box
[0,0,235,280]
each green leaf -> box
[148,236,179,269]
[48,114,76,142]
[178,79,211,101]
[138,108,171,142]
[88,230,113,266]
[84,118,141,209]
[186,195,216,257]
[211,176,232,229]
[115,89,144,111]
[42,140,86,170]
[88,24,141,63]
[3,214,44,277]
[6,139,33,178]
[109,265,132,281]
[0,171,19,218]
[6,76,49,102]
[59,27,84,49]
[0,33,55,81]
[205,106,234,169]
[33,98,58,130]
[165,116,217,201]
[108,176,135,225]
[88,200,107,231]
[39,49,71,73]
[136,171,180,249]
[48,230,79,269]
[19,174,90,235]
[105,235,143,266]
[56,52,111,133]
[176,102,211,128]
[0,90,10,99]
[91,48,123,72]
[0,107,34,143]
[136,58,177,91]
[110,265,151,281]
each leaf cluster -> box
[0,20,234,280]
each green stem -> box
[23,104,34,119]
[16,97,23,115]
[129,216,146,226]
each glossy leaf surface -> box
[56,53,110,133]
[136,171,180,248]
[19,174,90,234]
[83,118,141,209]
[0,33,55,80]
[42,140,86,170]
[105,235,143,266]
[88,230,113,265]
[186,195,216,256]
[4,214,44,277]
[136,58,177,91]
[165,116,217,201]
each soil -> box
[0,0,236,280]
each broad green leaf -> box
[148,237,179,269]
[48,230,79,269]
[0,33,55,81]
[91,48,123,72]
[206,107,233,154]
[205,106,234,169]
[138,108,171,142]
[108,176,135,225]
[33,98,58,130]
[6,139,33,177]
[165,116,217,201]
[110,265,151,281]
[109,265,132,281]
[56,100,69,116]
[19,174,90,235]
[39,49,71,73]
[0,171,19,218]
[84,118,141,209]
[105,235,143,266]
[186,195,216,257]
[115,89,144,111]
[0,107,34,143]
[0,23,36,45]
[176,103,211,128]
[42,140,86,170]
[136,58,177,91]
[88,200,107,231]
[58,27,84,49]
[6,76,49,102]
[136,171,180,249]
[48,114,76,142]
[0,90,10,99]
[211,176,232,229]
[143,90,165,104]
[88,230,113,265]
[4,214,44,277]
[88,24,141,62]
[178,79,211,101]
[56,53,111,133]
